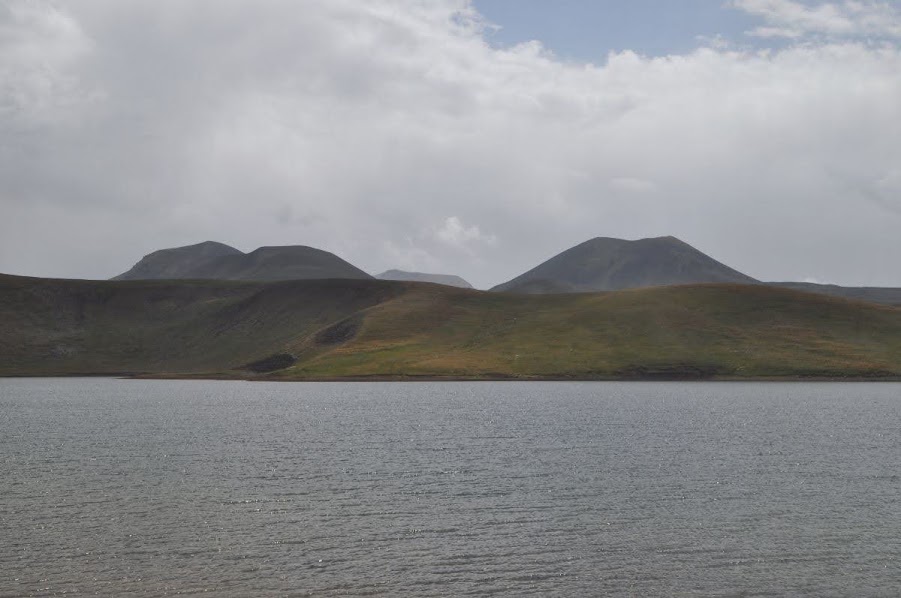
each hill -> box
[3,273,900,380]
[0,274,396,376]
[376,269,473,289]
[772,282,901,306]
[492,236,757,293]
[113,242,372,281]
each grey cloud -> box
[1,1,900,288]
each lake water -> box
[2,378,901,597]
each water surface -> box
[2,379,901,596]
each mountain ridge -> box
[107,237,901,305]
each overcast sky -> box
[2,0,900,288]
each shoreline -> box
[3,372,901,383]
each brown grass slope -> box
[2,274,901,379]
[283,283,901,379]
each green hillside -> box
[282,283,901,379]
[2,273,900,379]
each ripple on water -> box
[2,379,901,596]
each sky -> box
[1,0,900,289]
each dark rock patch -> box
[242,353,297,373]
[315,316,361,346]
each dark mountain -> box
[376,269,473,289]
[492,236,757,293]
[190,246,373,281]
[112,241,242,280]
[113,242,372,282]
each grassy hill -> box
[2,273,900,379]
[0,274,397,376]
[772,282,901,306]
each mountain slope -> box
[0,274,397,376]
[492,236,757,293]
[3,274,901,379]
[285,283,901,380]
[113,243,372,281]
[377,269,473,289]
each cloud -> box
[0,0,99,126]
[733,0,901,39]
[0,1,900,288]
[435,216,497,248]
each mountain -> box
[3,273,901,380]
[112,241,243,280]
[376,269,473,289]
[113,242,372,282]
[492,236,758,293]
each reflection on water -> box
[2,378,901,596]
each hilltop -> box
[112,241,242,280]
[113,242,372,282]
[492,236,758,293]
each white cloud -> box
[0,1,900,288]
[733,0,901,39]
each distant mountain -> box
[114,242,372,282]
[112,241,242,281]
[492,236,757,293]
[376,269,473,289]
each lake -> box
[2,378,901,596]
